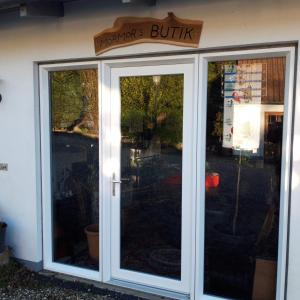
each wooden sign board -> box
[94,12,203,55]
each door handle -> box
[112,174,131,196]
[112,173,121,196]
[120,177,130,182]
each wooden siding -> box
[239,57,285,104]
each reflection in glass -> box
[204,58,285,299]
[50,69,99,270]
[120,74,183,279]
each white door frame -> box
[38,47,295,300]
[195,47,295,300]
[39,61,102,281]
[100,55,199,294]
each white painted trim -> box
[39,61,102,281]
[100,59,114,283]
[101,54,198,69]
[34,62,44,265]
[101,55,198,294]
[98,62,104,282]
[199,47,294,62]
[44,262,99,281]
[40,61,98,71]
[195,53,209,300]
[276,47,295,300]
[195,47,295,300]
[40,65,52,269]
[190,54,200,300]
[108,279,190,300]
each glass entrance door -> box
[105,59,197,293]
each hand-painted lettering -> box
[94,13,203,55]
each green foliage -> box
[51,71,183,146]
[51,71,84,130]
[50,69,99,137]
[120,74,183,146]
[207,61,236,147]
[212,111,223,138]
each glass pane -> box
[120,74,183,279]
[50,69,99,270]
[204,58,285,299]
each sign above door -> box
[94,12,203,55]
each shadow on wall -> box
[0,0,271,29]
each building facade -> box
[0,0,300,299]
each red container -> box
[205,172,220,189]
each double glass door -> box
[40,48,294,300]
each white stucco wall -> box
[0,0,300,298]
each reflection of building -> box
[264,112,284,161]
[241,58,285,158]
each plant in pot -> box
[209,150,258,297]
[84,163,100,262]
[0,219,9,266]
[213,150,256,252]
[85,224,99,261]
[0,220,7,253]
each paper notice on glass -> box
[222,63,263,151]
[232,104,261,151]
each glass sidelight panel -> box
[204,58,286,299]
[50,69,99,270]
[119,74,183,279]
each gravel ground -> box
[0,260,148,300]
[0,287,114,300]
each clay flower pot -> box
[252,258,276,300]
[84,224,99,261]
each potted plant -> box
[0,221,7,253]
[212,150,256,252]
[84,224,99,261]
[0,220,9,266]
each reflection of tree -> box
[207,63,224,149]
[208,61,237,150]
[120,75,183,148]
[79,70,99,136]
[51,69,98,137]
